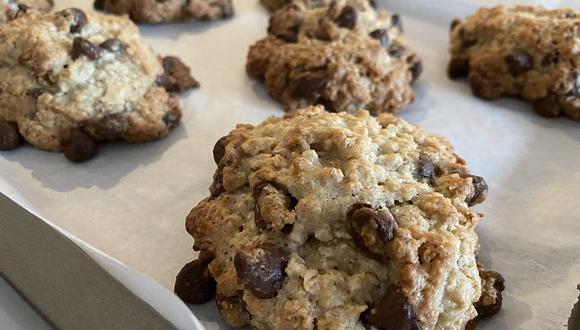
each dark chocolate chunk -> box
[67,8,88,34]
[209,165,225,197]
[541,51,559,67]
[447,58,469,79]
[0,121,23,151]
[533,94,562,118]
[476,268,506,317]
[334,5,357,29]
[348,204,396,257]
[450,19,461,31]
[505,51,533,76]
[276,24,300,43]
[388,43,406,58]
[174,258,217,305]
[157,56,200,93]
[408,55,423,83]
[369,29,389,48]
[213,136,228,165]
[234,243,288,299]
[288,72,328,100]
[100,38,128,52]
[391,14,403,32]
[94,0,106,10]
[417,155,435,179]
[62,129,98,162]
[71,37,100,61]
[363,285,422,330]
[465,175,488,206]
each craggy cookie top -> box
[247,0,421,115]
[449,5,580,120]
[94,0,234,24]
[0,0,52,23]
[260,0,375,12]
[0,8,197,160]
[186,106,488,329]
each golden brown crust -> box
[186,106,487,329]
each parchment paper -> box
[1,0,579,329]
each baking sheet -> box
[1,0,579,329]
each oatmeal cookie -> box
[449,5,580,121]
[260,0,375,13]
[247,0,421,115]
[0,0,52,24]
[178,106,498,329]
[0,8,198,161]
[93,0,234,24]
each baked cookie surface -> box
[247,0,421,115]
[0,0,52,23]
[449,5,580,121]
[0,8,198,161]
[260,0,375,13]
[94,0,234,24]
[179,106,497,329]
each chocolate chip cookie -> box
[0,0,53,23]
[260,0,375,13]
[247,0,421,115]
[0,8,198,162]
[93,0,234,24]
[449,5,580,121]
[177,106,497,329]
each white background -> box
[1,0,579,329]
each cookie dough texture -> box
[186,106,488,329]
[260,0,375,13]
[449,5,580,120]
[0,8,193,153]
[0,0,52,23]
[93,0,234,24]
[247,0,421,115]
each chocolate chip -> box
[391,14,403,32]
[288,72,328,100]
[234,243,288,299]
[71,37,100,61]
[162,108,181,128]
[474,264,506,318]
[0,121,23,151]
[348,204,396,258]
[67,8,88,34]
[505,51,533,76]
[334,5,357,29]
[469,76,486,98]
[388,43,406,58]
[315,97,336,113]
[210,165,225,197]
[94,0,105,10]
[276,24,300,43]
[459,29,478,48]
[447,58,469,79]
[465,175,488,206]
[157,56,200,93]
[541,51,559,67]
[369,29,389,48]
[533,94,562,118]
[90,114,127,141]
[213,136,227,165]
[100,39,128,52]
[417,155,435,179]
[363,285,422,330]
[174,258,216,304]
[368,0,376,8]
[253,182,296,231]
[408,56,423,84]
[215,295,251,328]
[62,129,98,162]
[450,19,461,31]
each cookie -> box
[0,0,53,23]
[465,263,506,330]
[0,8,198,162]
[247,0,421,115]
[260,0,375,13]
[93,0,234,24]
[180,106,493,329]
[449,5,580,121]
